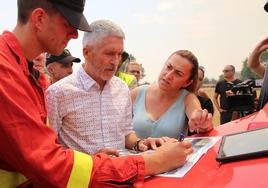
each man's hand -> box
[95,148,119,157]
[143,140,193,175]
[188,109,214,133]
[225,90,234,96]
[139,137,172,151]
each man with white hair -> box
[47,20,193,186]
[47,19,188,154]
[126,61,143,84]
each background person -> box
[32,53,50,90]
[33,53,46,72]
[131,50,213,139]
[46,48,81,84]
[126,61,142,84]
[213,65,241,124]
[115,51,138,89]
[196,67,214,115]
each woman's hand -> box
[188,109,214,133]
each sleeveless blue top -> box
[133,86,189,139]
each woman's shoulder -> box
[184,90,195,98]
[197,88,209,98]
[131,84,150,103]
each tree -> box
[210,78,217,84]
[239,50,268,80]
[240,58,259,80]
[203,77,210,84]
[218,74,224,81]
[260,50,268,62]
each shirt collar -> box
[77,64,114,91]
[2,31,30,76]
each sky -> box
[1,0,268,83]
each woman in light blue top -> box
[133,85,189,138]
[131,50,214,139]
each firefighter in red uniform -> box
[0,0,193,187]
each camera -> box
[227,79,260,112]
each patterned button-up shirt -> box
[46,64,134,154]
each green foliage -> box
[210,78,217,84]
[240,58,261,80]
[202,77,217,84]
[203,77,210,84]
[260,50,268,62]
[218,74,224,81]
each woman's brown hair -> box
[169,50,199,92]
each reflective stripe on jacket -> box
[67,151,93,188]
[0,170,27,188]
[0,151,93,188]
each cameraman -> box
[213,65,241,124]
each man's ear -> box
[47,66,54,74]
[30,8,47,31]
[83,47,92,60]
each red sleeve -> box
[90,154,145,188]
[0,54,74,187]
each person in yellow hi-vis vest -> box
[0,1,193,187]
[116,51,138,90]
